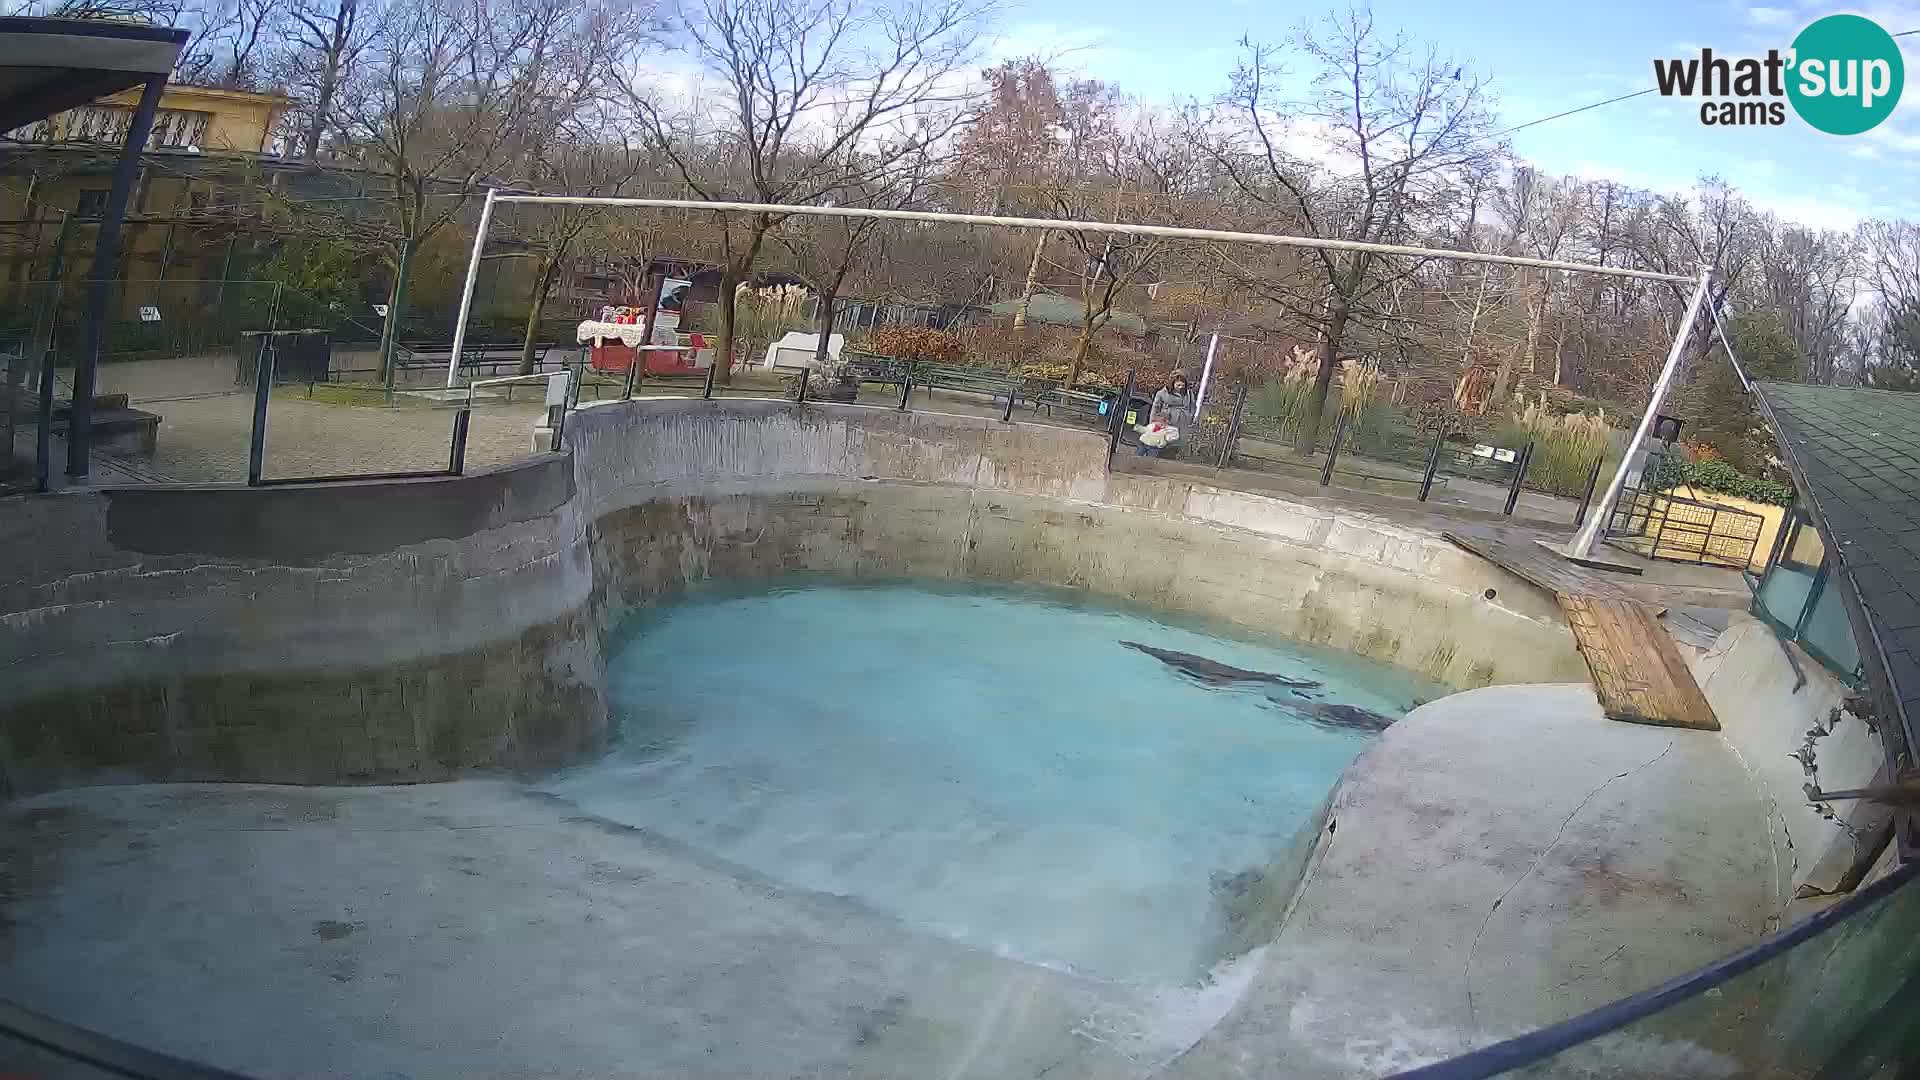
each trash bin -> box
[236,329,333,385]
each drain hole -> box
[1483,588,1497,601]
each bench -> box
[51,393,159,458]
[390,343,577,380]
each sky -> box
[984,0,1920,230]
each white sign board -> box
[137,305,161,322]
[1471,444,1519,463]
[373,304,390,317]
[659,278,692,312]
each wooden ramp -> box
[1445,532,1720,731]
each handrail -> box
[0,997,255,1080]
[1390,857,1920,1079]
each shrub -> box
[862,324,966,364]
[1652,456,1793,506]
[1498,393,1616,497]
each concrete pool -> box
[559,579,1441,986]
[0,397,1879,1077]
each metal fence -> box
[1605,488,1767,569]
[1599,450,1768,569]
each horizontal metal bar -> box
[252,469,451,486]
[468,372,563,389]
[0,996,254,1080]
[1390,857,1920,1080]
[488,195,1695,284]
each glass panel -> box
[1497,864,1920,1080]
[1755,512,1822,634]
[1800,573,1863,679]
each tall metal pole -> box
[1564,267,1714,560]
[69,74,166,480]
[1193,332,1219,416]
[445,187,498,389]
[483,195,1695,285]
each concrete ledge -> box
[1168,683,1782,1078]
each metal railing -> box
[1601,453,1768,569]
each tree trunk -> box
[812,287,837,367]
[1069,310,1095,386]
[377,236,415,385]
[713,224,769,385]
[1013,231,1046,331]
[715,261,741,385]
[1297,300,1349,454]
[516,254,553,376]
[303,64,338,160]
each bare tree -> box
[1210,8,1499,450]
[1749,222,1858,384]
[290,0,650,378]
[279,0,376,160]
[775,145,939,368]
[500,124,665,373]
[625,0,991,383]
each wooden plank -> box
[1562,595,1720,731]
[1444,531,1719,732]
[1443,532,1626,599]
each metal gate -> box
[1604,453,1765,569]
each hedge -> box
[1652,457,1794,506]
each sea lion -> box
[1120,641,1321,689]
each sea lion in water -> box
[1120,641,1321,689]
[1299,702,1397,732]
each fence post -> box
[448,407,471,474]
[1503,440,1535,516]
[796,367,810,403]
[1217,384,1249,469]
[702,361,716,399]
[246,335,275,486]
[34,340,54,493]
[898,371,913,410]
[1649,492,1673,559]
[1418,431,1445,501]
[1319,412,1349,486]
[624,273,664,401]
[1572,453,1607,528]
[1107,369,1137,463]
[1002,386,1016,423]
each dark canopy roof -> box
[0,16,186,133]
[1757,381,1920,772]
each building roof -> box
[0,17,187,133]
[988,293,1148,337]
[1756,381,1920,774]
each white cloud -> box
[1850,143,1885,159]
[1746,185,1873,231]
[1747,6,1793,26]
[1863,122,1920,153]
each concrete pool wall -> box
[0,397,1585,797]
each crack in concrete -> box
[1462,737,1677,1039]
[1552,943,1629,991]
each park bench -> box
[843,354,911,391]
[391,342,576,382]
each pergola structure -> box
[0,16,187,484]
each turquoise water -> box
[549,579,1442,986]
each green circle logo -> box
[1787,14,1904,134]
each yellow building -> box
[1,82,291,317]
